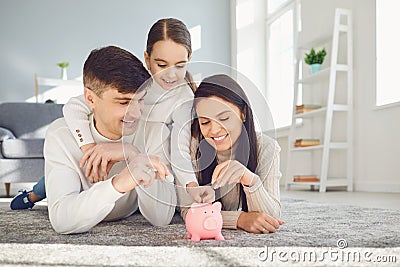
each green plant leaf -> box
[57,61,69,68]
[304,48,327,65]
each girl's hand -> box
[211,160,259,189]
[80,142,140,183]
[237,212,284,234]
[80,143,96,154]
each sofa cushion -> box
[1,139,44,158]
[0,127,16,141]
[0,102,63,138]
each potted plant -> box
[57,61,69,80]
[304,48,327,74]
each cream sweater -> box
[179,134,282,229]
[44,116,177,234]
[63,83,197,187]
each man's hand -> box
[237,211,284,234]
[186,182,215,203]
[80,142,140,183]
[112,154,170,193]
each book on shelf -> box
[294,138,320,147]
[293,175,319,182]
[295,104,322,114]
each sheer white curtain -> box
[266,1,295,128]
[376,0,400,106]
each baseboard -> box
[354,182,400,193]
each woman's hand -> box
[237,211,284,234]
[211,160,259,189]
[80,142,140,183]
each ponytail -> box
[185,71,197,93]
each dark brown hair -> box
[83,46,151,96]
[146,18,197,92]
[192,74,259,211]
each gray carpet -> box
[0,197,399,266]
[1,197,399,247]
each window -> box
[268,0,290,14]
[232,0,297,129]
[266,1,296,128]
[376,0,400,106]
[234,0,264,93]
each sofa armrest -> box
[0,127,16,142]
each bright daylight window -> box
[376,0,400,106]
[268,0,290,14]
[266,0,295,128]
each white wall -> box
[351,0,400,192]
[0,0,231,102]
[278,0,400,192]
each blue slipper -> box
[10,190,35,210]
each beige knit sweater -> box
[178,134,282,229]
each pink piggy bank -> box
[185,202,225,242]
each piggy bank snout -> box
[203,216,219,230]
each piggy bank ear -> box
[212,202,222,211]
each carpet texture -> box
[1,197,399,248]
[0,197,399,266]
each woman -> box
[179,74,284,234]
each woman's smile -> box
[211,134,229,144]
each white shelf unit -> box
[285,8,353,192]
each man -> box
[45,46,176,234]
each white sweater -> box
[63,83,197,187]
[44,116,177,234]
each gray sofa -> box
[0,102,63,196]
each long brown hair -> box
[146,18,197,92]
[192,74,259,211]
